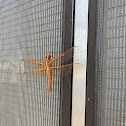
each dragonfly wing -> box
[51,63,81,77]
[50,63,82,88]
[49,46,83,67]
[24,68,46,74]
[49,46,79,65]
[21,59,47,80]
[51,63,80,69]
[22,59,45,65]
[23,69,47,81]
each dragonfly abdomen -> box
[47,69,52,95]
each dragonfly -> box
[22,46,80,95]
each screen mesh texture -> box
[0,0,64,126]
[94,0,126,126]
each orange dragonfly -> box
[22,46,80,95]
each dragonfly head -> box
[45,54,51,60]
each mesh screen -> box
[0,0,64,126]
[94,0,126,126]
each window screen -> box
[0,0,65,126]
[94,0,126,126]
